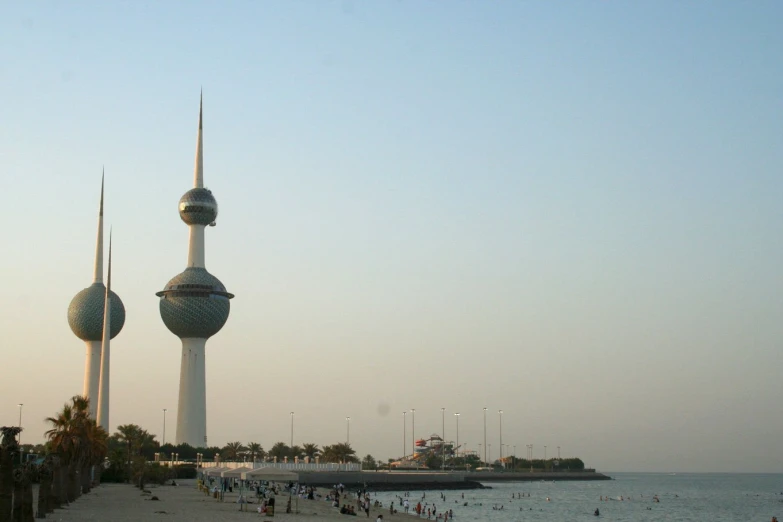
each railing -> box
[199,461,361,472]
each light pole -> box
[544,445,547,460]
[488,444,492,465]
[402,411,407,459]
[440,407,445,470]
[411,409,416,465]
[498,410,503,469]
[17,404,23,464]
[478,443,482,465]
[558,446,561,459]
[346,417,350,444]
[162,409,167,446]
[290,412,294,447]
[454,413,460,463]
[482,407,487,466]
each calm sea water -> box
[370,473,783,521]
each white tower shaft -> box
[178,92,208,446]
[187,93,206,269]
[84,174,105,420]
[83,341,102,419]
[187,226,206,268]
[96,231,112,431]
[93,172,104,284]
[175,338,207,446]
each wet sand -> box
[42,480,401,521]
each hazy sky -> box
[1,1,781,473]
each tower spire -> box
[93,171,104,283]
[194,92,203,188]
[97,228,112,431]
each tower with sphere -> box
[156,94,234,447]
[68,174,126,422]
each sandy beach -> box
[42,480,402,522]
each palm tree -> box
[0,426,22,522]
[245,443,264,463]
[45,396,108,501]
[268,442,289,462]
[289,445,304,460]
[301,443,320,460]
[221,442,245,462]
[37,456,53,518]
[12,463,34,522]
[113,425,153,485]
[320,443,358,464]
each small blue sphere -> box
[179,188,218,226]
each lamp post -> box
[482,407,487,466]
[440,407,445,470]
[488,444,491,465]
[558,446,561,459]
[402,411,407,459]
[411,409,415,446]
[478,443,482,466]
[498,410,503,469]
[17,404,23,464]
[290,412,294,447]
[411,409,417,470]
[162,408,167,446]
[544,445,547,460]
[346,417,350,444]
[454,413,460,463]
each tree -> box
[361,455,377,470]
[289,445,304,460]
[0,426,22,522]
[301,443,320,460]
[45,396,107,502]
[424,454,442,470]
[246,443,265,462]
[320,443,358,464]
[37,456,53,518]
[221,442,244,461]
[268,443,289,462]
[111,425,156,485]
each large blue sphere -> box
[68,283,126,341]
[179,188,218,226]
[156,267,233,339]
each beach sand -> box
[42,480,402,522]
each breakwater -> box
[298,470,610,491]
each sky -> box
[1,1,782,473]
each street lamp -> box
[290,412,294,447]
[440,407,445,470]
[544,445,547,461]
[488,444,492,465]
[498,410,503,469]
[162,409,167,446]
[402,412,407,459]
[482,407,487,466]
[558,446,561,459]
[346,417,350,444]
[454,413,460,463]
[17,404,23,464]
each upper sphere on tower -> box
[179,188,217,226]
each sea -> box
[369,473,783,521]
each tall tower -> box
[96,231,113,432]
[68,174,126,420]
[156,94,234,447]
